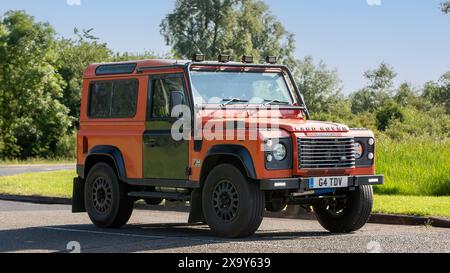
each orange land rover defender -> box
[73,55,384,238]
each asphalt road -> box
[0,200,448,253]
[0,164,75,176]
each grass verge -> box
[0,158,75,166]
[0,170,74,198]
[0,170,449,218]
[372,195,450,218]
[375,136,450,196]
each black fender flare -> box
[203,145,257,180]
[83,145,127,182]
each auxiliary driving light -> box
[192,54,205,62]
[266,56,278,64]
[218,54,230,63]
[242,55,254,63]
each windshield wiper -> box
[221,98,249,107]
[263,99,290,106]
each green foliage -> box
[160,0,295,63]
[55,28,112,128]
[442,1,450,13]
[54,131,76,159]
[422,73,450,114]
[384,105,450,139]
[0,11,71,159]
[376,100,404,131]
[291,56,343,113]
[351,63,396,113]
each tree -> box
[422,72,450,114]
[376,100,404,131]
[0,11,71,158]
[442,1,450,13]
[351,63,397,113]
[56,28,112,128]
[290,56,342,114]
[160,0,295,63]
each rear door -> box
[143,73,189,180]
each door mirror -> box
[170,91,185,110]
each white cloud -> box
[66,0,82,6]
[367,0,381,6]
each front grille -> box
[298,138,356,169]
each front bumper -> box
[260,175,384,191]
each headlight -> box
[273,143,287,161]
[354,142,364,159]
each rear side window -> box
[88,79,138,119]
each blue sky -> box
[1,0,449,94]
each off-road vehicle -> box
[73,55,383,238]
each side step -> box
[128,191,191,201]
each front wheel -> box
[313,185,373,233]
[84,163,134,228]
[202,164,265,238]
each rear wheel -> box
[313,185,373,233]
[84,163,134,228]
[202,164,265,238]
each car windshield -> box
[190,71,295,106]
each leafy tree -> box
[442,1,450,13]
[111,50,161,62]
[422,72,450,114]
[291,56,342,114]
[351,63,397,113]
[160,0,295,63]
[0,11,71,158]
[56,28,112,128]
[394,83,417,106]
[376,100,404,131]
[363,62,397,94]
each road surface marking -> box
[42,227,166,240]
[40,226,291,248]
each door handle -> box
[145,139,157,147]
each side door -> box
[143,73,190,180]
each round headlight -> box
[354,142,364,159]
[273,144,287,161]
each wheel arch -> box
[200,145,257,188]
[83,145,127,182]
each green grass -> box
[375,136,450,196]
[0,158,75,166]
[0,170,74,198]
[373,195,450,218]
[0,170,448,218]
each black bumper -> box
[260,175,384,191]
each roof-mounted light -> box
[192,54,205,62]
[241,55,254,63]
[265,56,278,64]
[218,54,230,63]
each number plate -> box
[309,176,349,189]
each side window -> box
[88,79,138,119]
[151,77,185,119]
